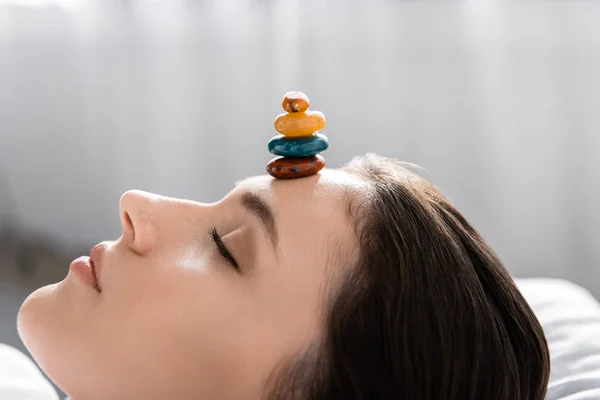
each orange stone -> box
[274,111,326,137]
[282,91,310,113]
[266,155,326,179]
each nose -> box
[119,190,162,255]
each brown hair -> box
[267,153,550,400]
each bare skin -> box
[17,169,365,400]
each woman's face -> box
[17,170,363,400]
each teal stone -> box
[268,133,329,157]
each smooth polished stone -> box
[268,133,329,157]
[266,155,326,179]
[274,111,326,137]
[282,91,310,113]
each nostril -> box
[122,210,135,241]
[119,190,158,256]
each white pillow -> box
[0,343,58,400]
[516,278,600,400]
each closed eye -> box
[210,227,241,273]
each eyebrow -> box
[241,191,278,248]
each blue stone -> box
[268,133,329,157]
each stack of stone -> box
[266,91,329,179]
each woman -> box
[17,154,550,400]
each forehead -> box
[234,168,367,195]
[233,169,366,228]
[233,168,366,271]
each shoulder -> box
[0,343,59,400]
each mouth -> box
[89,257,100,292]
[90,242,108,292]
[69,256,100,292]
[69,241,109,293]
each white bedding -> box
[1,278,599,399]
[0,343,58,400]
[517,279,600,400]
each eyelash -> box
[210,227,241,273]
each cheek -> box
[90,255,258,388]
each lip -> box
[69,241,108,293]
[90,242,107,292]
[70,256,100,292]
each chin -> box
[17,283,64,363]
[17,282,83,390]
[17,279,104,398]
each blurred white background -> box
[1,0,599,395]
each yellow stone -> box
[274,111,326,137]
